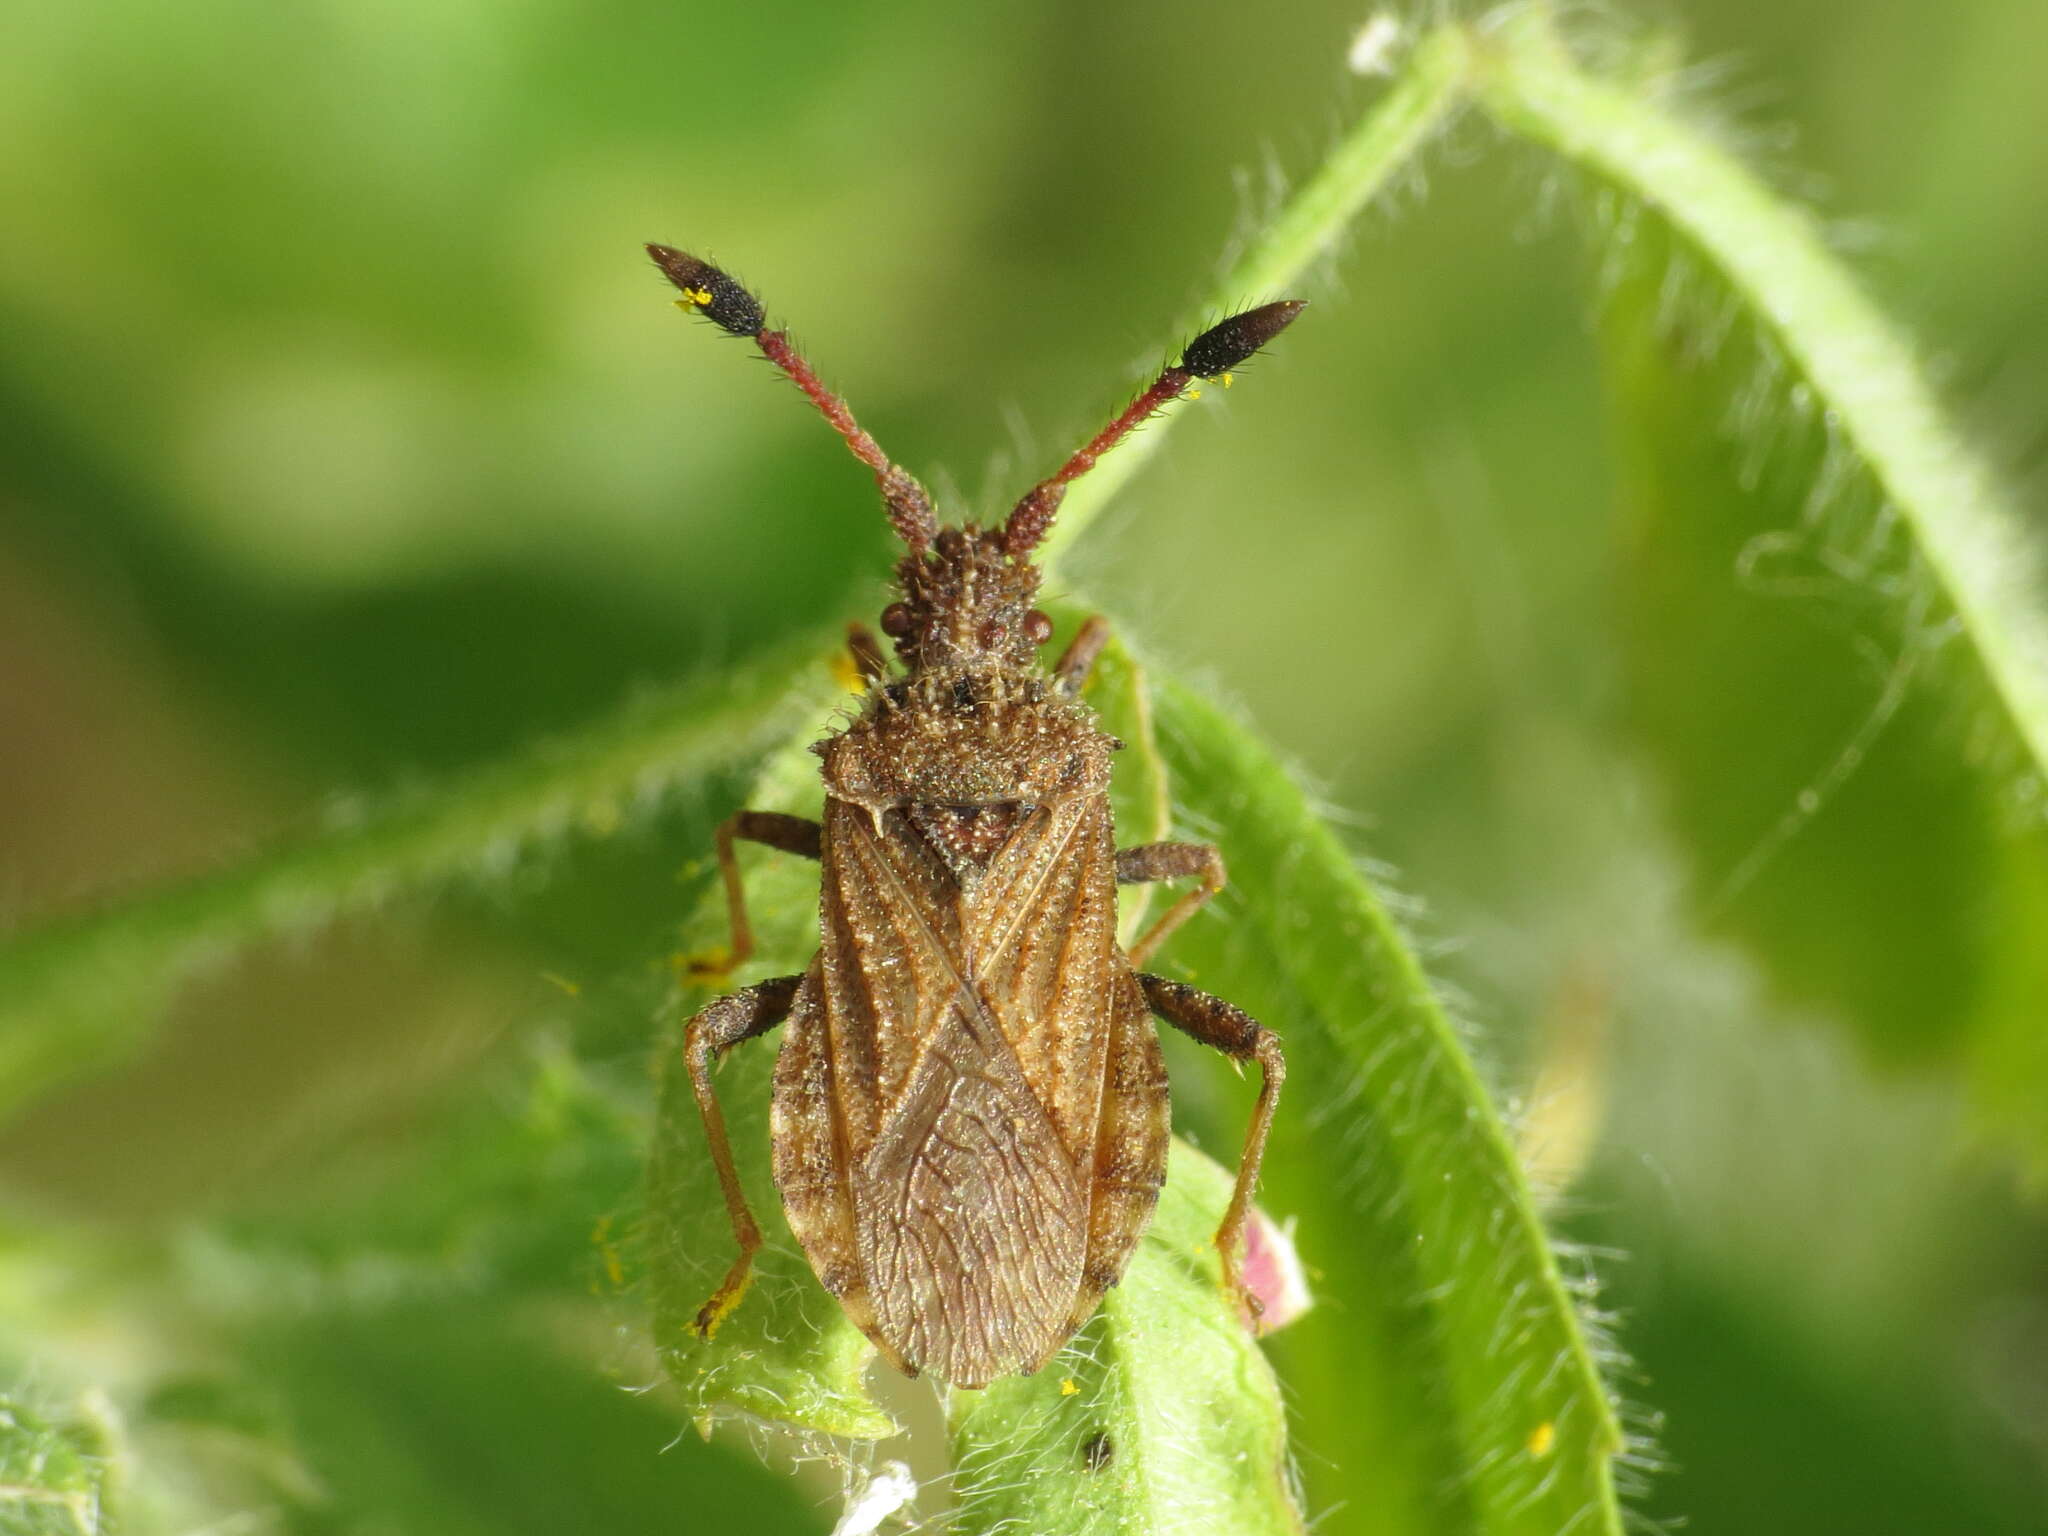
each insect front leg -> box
[684,972,804,1336]
[1054,614,1112,696]
[1116,842,1227,966]
[685,810,823,982]
[1136,973,1286,1324]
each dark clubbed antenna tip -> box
[647,241,939,552]
[647,243,766,338]
[999,298,1310,560]
[1179,300,1307,378]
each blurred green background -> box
[4,0,2048,1530]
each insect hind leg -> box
[684,973,803,1337]
[1137,973,1285,1323]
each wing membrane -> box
[858,1002,1085,1386]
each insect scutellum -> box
[653,240,1300,1388]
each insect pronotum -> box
[653,242,1299,1389]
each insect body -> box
[655,242,1298,1389]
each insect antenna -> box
[648,244,939,553]
[1001,299,1307,559]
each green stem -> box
[1470,11,2048,783]
[1039,23,1473,566]
[0,637,838,1119]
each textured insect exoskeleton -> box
[653,242,1298,1389]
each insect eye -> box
[880,602,915,638]
[1022,610,1053,645]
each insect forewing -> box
[771,787,1163,1387]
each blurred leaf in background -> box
[5,0,2048,1532]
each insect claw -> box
[1238,1283,1269,1334]
[1212,1246,1265,1332]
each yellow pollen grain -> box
[1527,1421,1556,1457]
[1059,1378,1080,1396]
[1220,371,1234,388]
[675,287,713,308]
[678,946,734,985]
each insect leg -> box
[1054,614,1112,696]
[693,811,823,980]
[1116,842,1227,966]
[1136,973,1285,1321]
[684,972,804,1336]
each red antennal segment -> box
[1001,299,1307,559]
[648,244,939,552]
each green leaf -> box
[232,1307,822,1536]
[948,1142,1303,1536]
[192,1038,650,1305]
[1467,12,2048,1166]
[0,1393,119,1536]
[1471,12,2048,771]
[1124,654,1626,1535]
[0,635,835,1124]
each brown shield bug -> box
[651,241,1299,1389]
